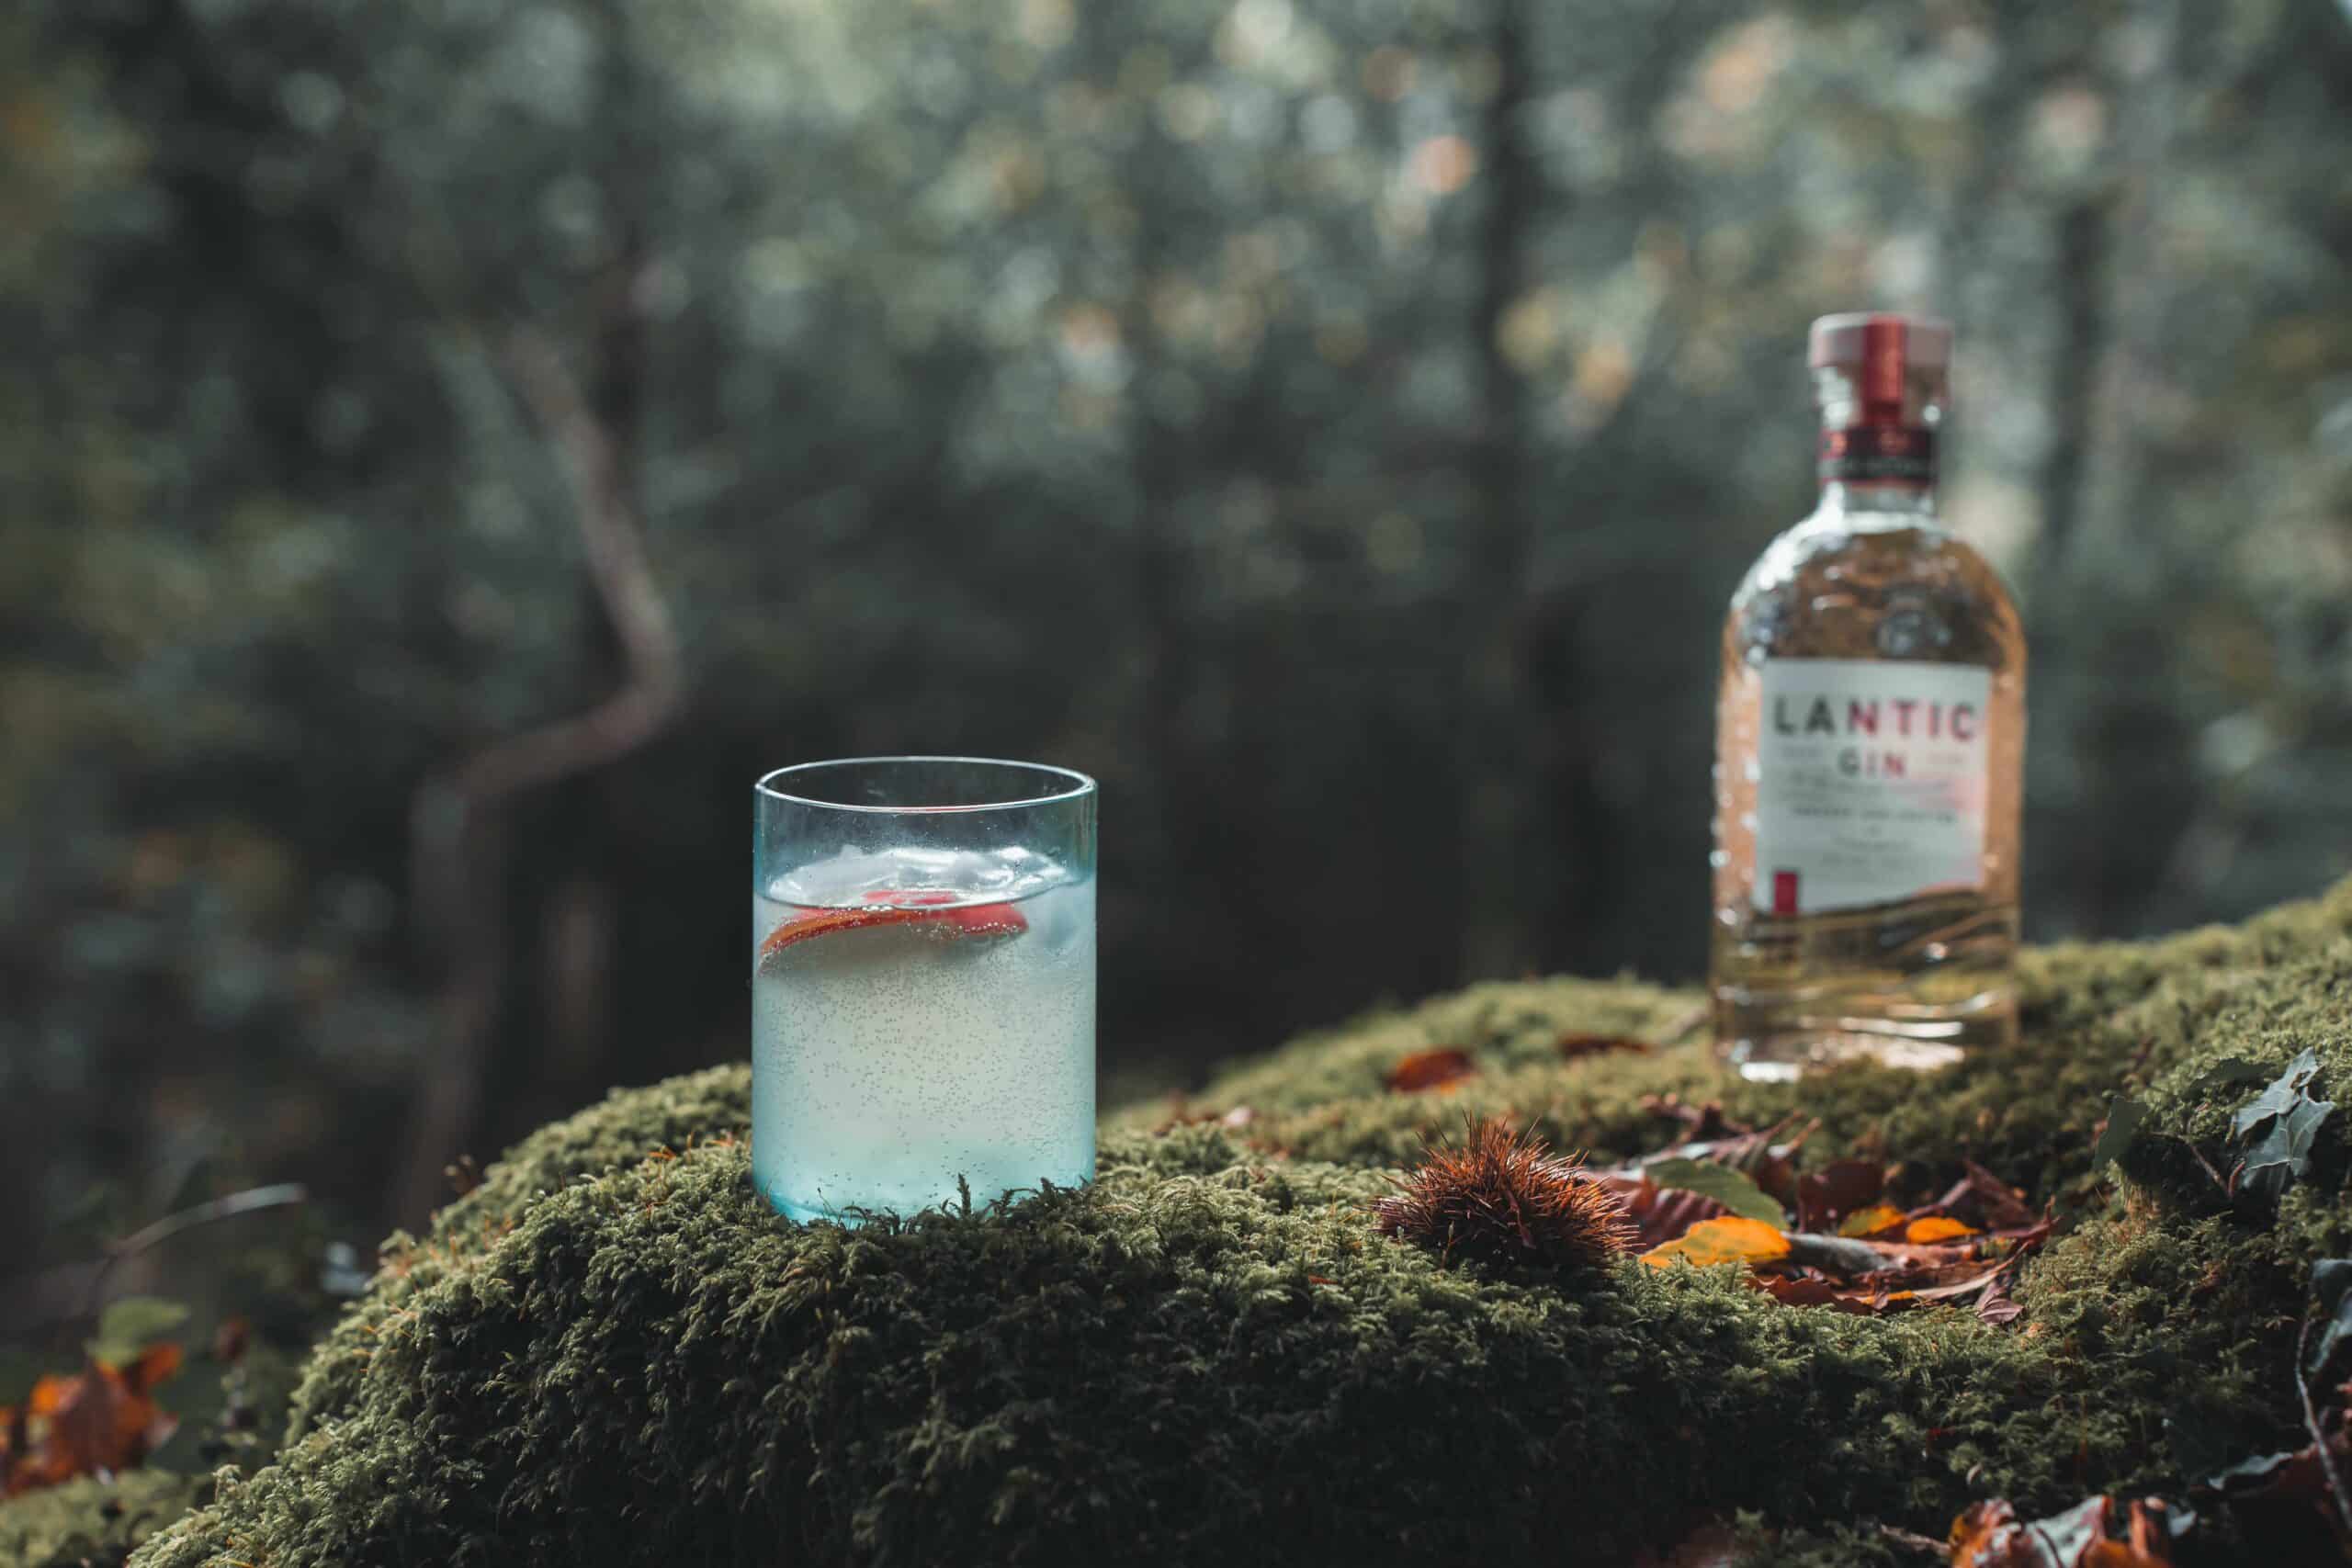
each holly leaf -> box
[2230,1048,2324,1139]
[2306,1258,2352,1382]
[2091,1097,2146,1171]
[1640,1157,1787,1227]
[2237,1093,2334,1203]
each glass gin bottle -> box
[1712,313,2024,1079]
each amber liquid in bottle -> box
[1712,315,2024,1080]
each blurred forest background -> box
[5,0,2351,1285]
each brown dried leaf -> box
[1,1348,183,1497]
[1942,1160,2038,1231]
[1977,1278,2026,1327]
[1949,1495,2179,1566]
[1557,1032,1651,1062]
[1386,1048,1476,1093]
[1594,1173,1733,1251]
[1796,1158,1886,1231]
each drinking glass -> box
[751,757,1097,1224]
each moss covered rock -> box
[90,879,2352,1564]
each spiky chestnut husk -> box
[1374,1117,1634,1274]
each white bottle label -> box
[1752,659,1991,916]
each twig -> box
[2154,1130,2230,1194]
[1876,1523,1945,1557]
[1659,1001,1709,1045]
[77,1184,310,1325]
[2296,1306,2352,1544]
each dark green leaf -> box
[2090,1097,2146,1170]
[2229,1048,2323,1139]
[2308,1259,2352,1381]
[1640,1157,1787,1227]
[2237,1095,2334,1203]
[2193,1057,2272,1095]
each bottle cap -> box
[1807,312,1951,415]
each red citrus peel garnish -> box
[758,892,1028,963]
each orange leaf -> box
[1386,1048,1476,1093]
[1905,1215,1980,1244]
[1639,1215,1792,1270]
[3,1353,183,1498]
[1838,1203,1905,1238]
[124,1342,184,1396]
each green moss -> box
[0,1470,207,1568]
[69,877,2352,1563]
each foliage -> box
[0,877,2309,1563]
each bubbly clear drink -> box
[752,845,1095,1222]
[1712,314,2025,1079]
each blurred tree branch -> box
[397,317,682,1224]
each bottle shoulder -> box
[1724,511,2025,671]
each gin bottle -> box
[1711,313,2025,1080]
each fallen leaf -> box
[1906,1216,1981,1244]
[2232,1048,2325,1135]
[2091,1097,2146,1171]
[1639,1157,1788,1227]
[1796,1158,1885,1231]
[1638,1096,1751,1141]
[1839,1203,1907,1238]
[1595,1175,1733,1251]
[1757,1274,1875,1314]
[1386,1049,1476,1093]
[2191,1057,2272,1096]
[1556,1032,1650,1061]
[2239,1096,2335,1204]
[1639,1215,1791,1270]
[1944,1161,2037,1231]
[1978,1277,2026,1327]
[1950,1494,2183,1566]
[2310,1257,2352,1382]
[2229,1049,2335,1203]
[1,1348,184,1497]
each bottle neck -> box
[1818,478,1938,520]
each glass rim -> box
[754,755,1096,816]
